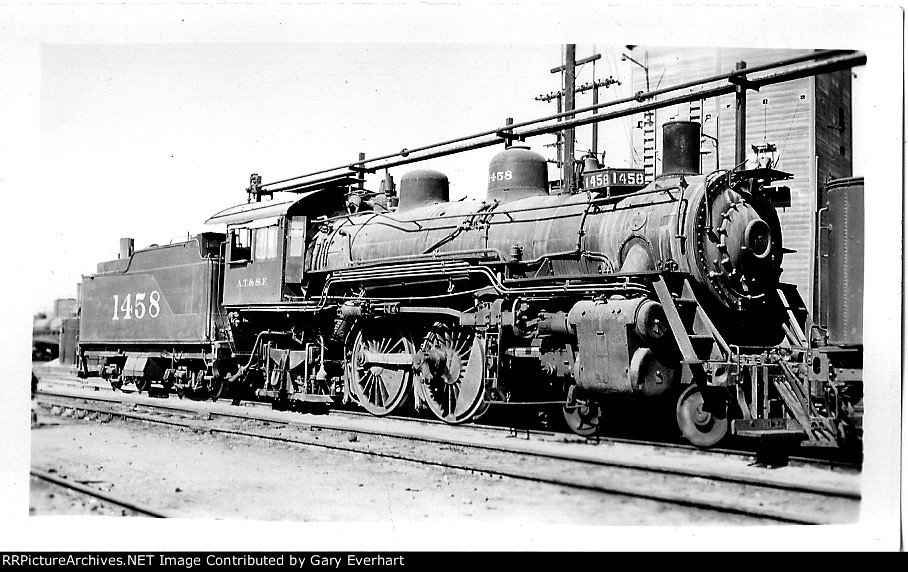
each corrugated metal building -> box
[626,47,853,314]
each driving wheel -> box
[417,323,485,424]
[348,327,415,416]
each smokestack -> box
[661,121,701,176]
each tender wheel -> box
[417,323,485,424]
[348,328,415,416]
[563,385,601,437]
[182,370,206,401]
[676,385,729,447]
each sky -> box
[33,41,648,315]
[28,38,872,316]
[1,0,904,553]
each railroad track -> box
[34,387,861,524]
[33,367,862,472]
[30,468,168,518]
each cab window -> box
[254,226,279,261]
[229,228,252,261]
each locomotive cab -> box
[223,219,289,305]
[207,189,339,306]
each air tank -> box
[487,146,548,203]
[661,121,701,176]
[397,169,449,212]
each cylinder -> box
[567,297,677,398]
[397,169,449,212]
[661,121,701,176]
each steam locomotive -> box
[76,121,863,449]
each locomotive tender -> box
[77,50,865,449]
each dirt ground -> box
[29,474,143,517]
[30,407,760,525]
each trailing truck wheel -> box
[348,328,415,416]
[676,385,729,447]
[417,323,485,424]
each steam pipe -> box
[260,50,864,189]
[514,52,865,140]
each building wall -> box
[812,69,854,317]
[628,47,852,311]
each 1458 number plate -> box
[582,168,646,190]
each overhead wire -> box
[775,95,803,168]
[605,47,636,166]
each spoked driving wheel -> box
[417,323,485,424]
[676,384,730,447]
[563,385,601,437]
[348,327,416,416]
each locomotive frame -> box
[76,49,866,450]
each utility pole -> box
[562,45,576,193]
[575,77,621,157]
[591,80,600,158]
[539,48,620,185]
[545,46,610,192]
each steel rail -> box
[32,397,827,524]
[260,50,863,188]
[34,373,863,472]
[30,468,168,518]
[36,390,860,502]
